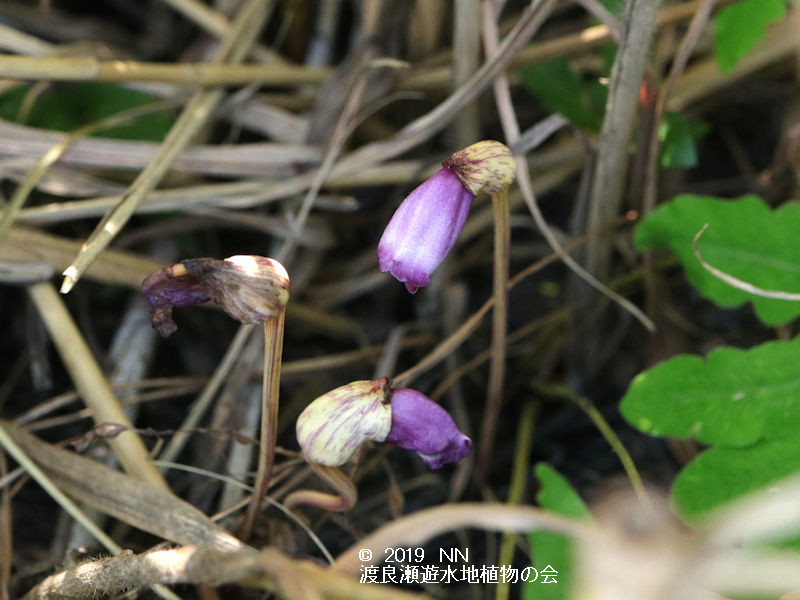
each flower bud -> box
[141,255,289,337]
[296,378,392,466]
[443,139,516,196]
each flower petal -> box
[385,388,472,469]
[183,255,289,324]
[378,167,473,293]
[296,378,392,466]
[141,264,211,337]
[141,255,290,336]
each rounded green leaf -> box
[620,336,800,446]
[635,194,800,326]
[673,435,800,520]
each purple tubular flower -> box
[377,167,474,293]
[385,388,472,469]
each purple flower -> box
[296,379,471,469]
[377,167,474,293]
[385,388,472,469]
[377,140,515,294]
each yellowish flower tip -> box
[443,140,516,196]
[296,378,392,467]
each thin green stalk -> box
[573,392,649,505]
[496,402,537,600]
[537,383,650,506]
[240,309,286,541]
[477,187,510,484]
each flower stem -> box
[284,463,357,513]
[496,401,537,600]
[535,382,650,507]
[477,188,510,485]
[240,309,286,541]
[571,391,650,507]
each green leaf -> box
[526,463,589,600]
[533,463,590,520]
[714,0,787,73]
[620,336,800,520]
[673,435,800,519]
[659,111,708,169]
[597,0,625,15]
[0,82,172,141]
[520,59,607,132]
[620,336,800,447]
[635,194,800,326]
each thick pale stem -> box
[477,188,510,484]
[240,309,285,541]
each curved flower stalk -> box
[377,140,515,293]
[284,462,358,514]
[296,378,471,470]
[141,255,290,541]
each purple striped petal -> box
[296,378,392,466]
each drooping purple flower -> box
[385,387,472,469]
[295,380,471,470]
[377,167,473,293]
[377,140,516,294]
